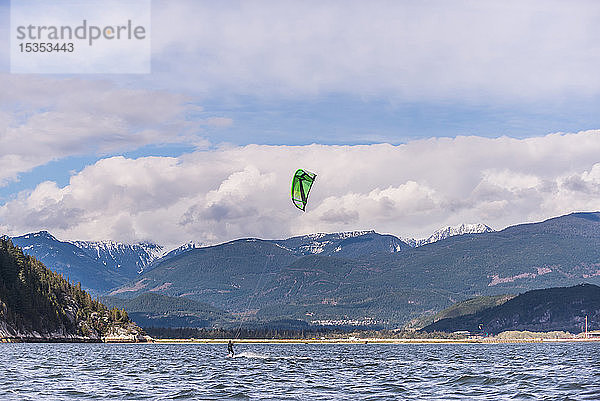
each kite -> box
[291,169,316,211]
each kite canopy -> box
[291,169,317,211]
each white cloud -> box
[303,182,439,229]
[150,0,600,100]
[2,130,600,247]
[0,75,222,186]
[480,170,541,192]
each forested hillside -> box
[0,238,144,341]
[422,284,600,334]
[109,212,600,327]
[101,293,227,328]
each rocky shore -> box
[1,322,153,343]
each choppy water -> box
[1,342,599,400]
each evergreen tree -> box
[0,238,140,339]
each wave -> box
[232,351,270,359]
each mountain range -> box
[10,231,162,293]
[7,213,600,329]
[71,239,163,275]
[8,224,490,295]
[107,212,600,328]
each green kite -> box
[291,169,317,211]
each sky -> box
[2,0,600,248]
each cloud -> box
[150,1,600,100]
[308,182,438,226]
[2,130,600,247]
[0,75,217,186]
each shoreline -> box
[0,336,151,344]
[2,336,599,344]
[151,337,600,345]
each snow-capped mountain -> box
[10,231,126,293]
[276,230,409,257]
[72,240,164,275]
[11,231,165,278]
[405,223,494,247]
[277,225,493,255]
[9,231,201,293]
[8,224,494,295]
[160,241,203,261]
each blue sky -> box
[2,0,600,246]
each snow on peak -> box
[288,230,381,255]
[407,223,494,247]
[30,230,57,240]
[161,241,202,259]
[70,239,165,273]
[305,230,375,241]
[173,241,202,251]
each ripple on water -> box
[1,343,600,400]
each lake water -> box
[1,342,599,400]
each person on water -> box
[228,340,234,357]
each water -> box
[1,342,599,400]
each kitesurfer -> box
[228,340,234,357]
